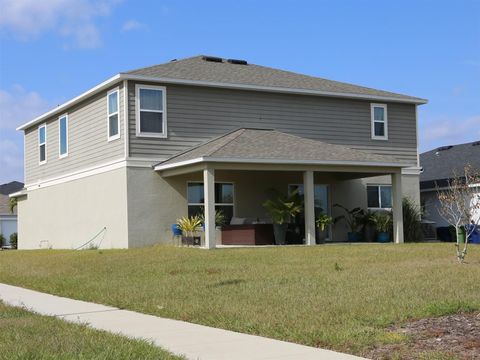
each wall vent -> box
[227,59,248,65]
[202,56,223,63]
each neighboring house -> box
[13,55,426,249]
[420,141,480,228]
[0,181,24,247]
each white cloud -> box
[0,85,52,130]
[420,115,480,152]
[0,0,120,48]
[122,19,146,32]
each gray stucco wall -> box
[127,168,419,245]
[17,167,129,249]
[127,81,418,165]
[24,83,126,185]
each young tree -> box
[437,165,480,263]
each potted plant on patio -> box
[370,212,393,243]
[177,215,203,246]
[333,204,365,242]
[315,214,332,244]
[200,209,226,229]
[361,210,376,242]
[263,190,303,245]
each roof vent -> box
[202,56,223,63]
[436,145,453,152]
[227,58,248,65]
[472,141,480,146]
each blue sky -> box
[0,0,479,183]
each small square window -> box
[367,185,392,209]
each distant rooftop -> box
[0,181,24,196]
[420,141,480,189]
[125,55,426,103]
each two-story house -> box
[13,55,426,249]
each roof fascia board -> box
[125,74,428,105]
[153,156,407,171]
[16,74,122,131]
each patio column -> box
[203,166,216,249]
[303,170,316,245]
[391,171,404,244]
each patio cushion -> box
[230,217,246,225]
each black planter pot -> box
[315,228,327,244]
[273,223,288,245]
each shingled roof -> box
[420,141,480,189]
[125,55,426,103]
[154,128,405,171]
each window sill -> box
[108,134,121,142]
[136,132,168,139]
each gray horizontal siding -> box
[25,83,125,184]
[128,82,418,165]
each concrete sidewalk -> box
[0,283,366,360]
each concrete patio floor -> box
[0,283,366,360]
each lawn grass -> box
[0,301,183,360]
[0,244,479,357]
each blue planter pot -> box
[347,232,361,242]
[377,232,391,243]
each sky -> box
[0,0,479,184]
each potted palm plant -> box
[176,215,203,246]
[370,212,393,243]
[263,190,303,245]
[200,209,226,229]
[315,214,332,244]
[333,204,365,242]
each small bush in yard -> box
[0,233,5,247]
[403,198,424,242]
[9,232,18,249]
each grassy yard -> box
[0,244,479,358]
[0,301,183,360]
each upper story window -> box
[136,84,167,138]
[367,185,392,209]
[371,103,388,140]
[39,124,47,164]
[59,114,68,158]
[107,89,120,141]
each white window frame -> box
[135,84,167,138]
[38,123,47,165]
[367,184,392,210]
[187,181,235,217]
[371,103,388,140]
[58,114,68,158]
[107,88,120,142]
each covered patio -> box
[154,128,406,248]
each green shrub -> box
[9,232,18,249]
[0,233,5,247]
[403,198,424,242]
[370,212,393,233]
